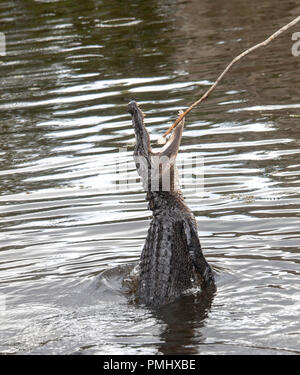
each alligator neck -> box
[146,190,185,214]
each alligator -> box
[128,100,215,307]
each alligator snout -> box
[128,100,139,115]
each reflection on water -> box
[0,0,300,354]
[155,290,216,355]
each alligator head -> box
[128,100,215,306]
[128,100,183,193]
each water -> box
[0,0,300,355]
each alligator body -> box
[128,101,215,307]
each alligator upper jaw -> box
[128,100,140,115]
[128,100,145,131]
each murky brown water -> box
[0,0,300,354]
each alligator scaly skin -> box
[128,101,215,306]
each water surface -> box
[0,0,300,354]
